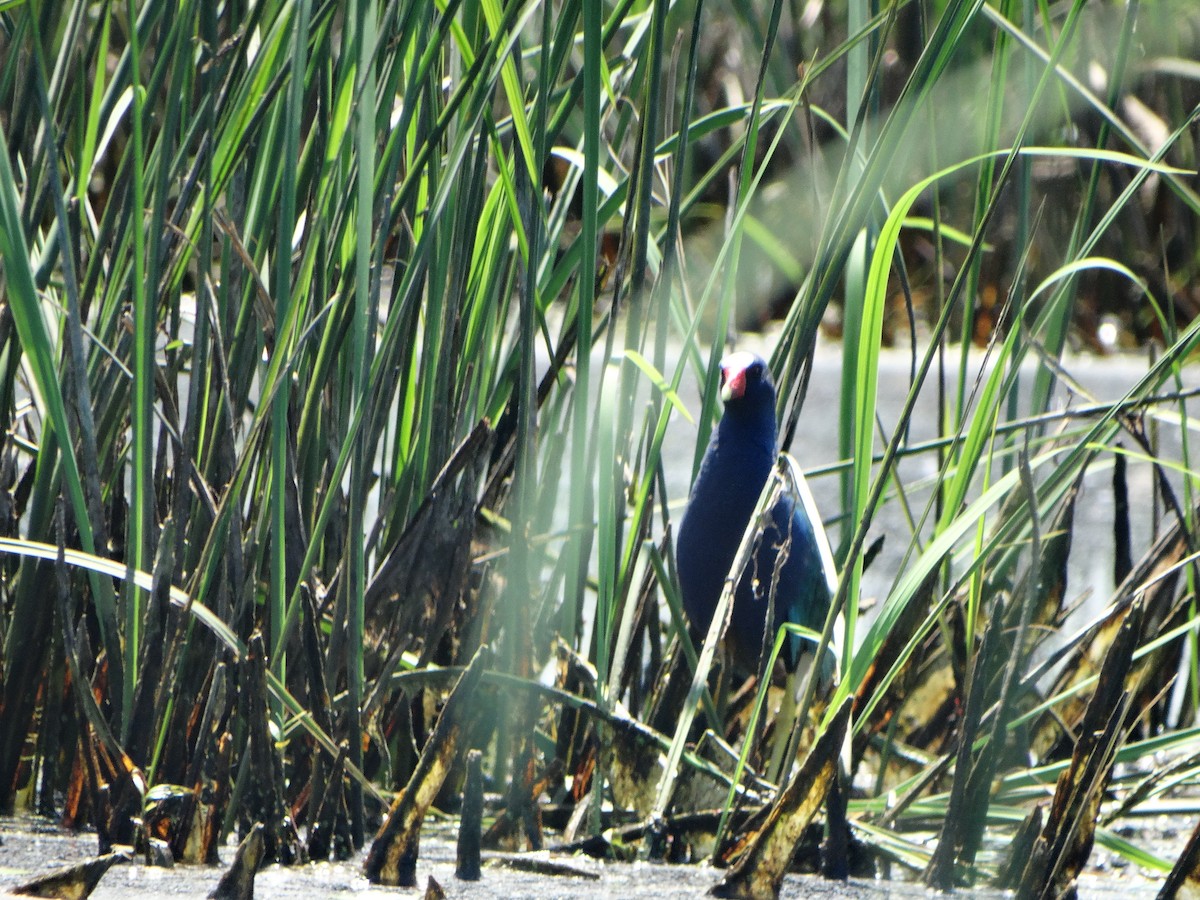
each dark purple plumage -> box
[676,352,833,672]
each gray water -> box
[0,816,1169,898]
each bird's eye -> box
[747,362,763,381]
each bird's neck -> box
[718,407,778,457]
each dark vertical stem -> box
[456,749,483,881]
[1113,445,1132,586]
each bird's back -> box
[748,491,832,670]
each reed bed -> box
[2,0,1200,894]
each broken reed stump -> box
[208,823,265,900]
[423,874,447,899]
[456,749,484,880]
[1159,813,1200,900]
[301,586,353,862]
[12,851,129,900]
[1013,599,1144,900]
[482,741,556,851]
[364,645,492,886]
[306,743,351,863]
[241,633,304,864]
[711,697,852,900]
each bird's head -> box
[717,351,779,444]
[719,351,775,408]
